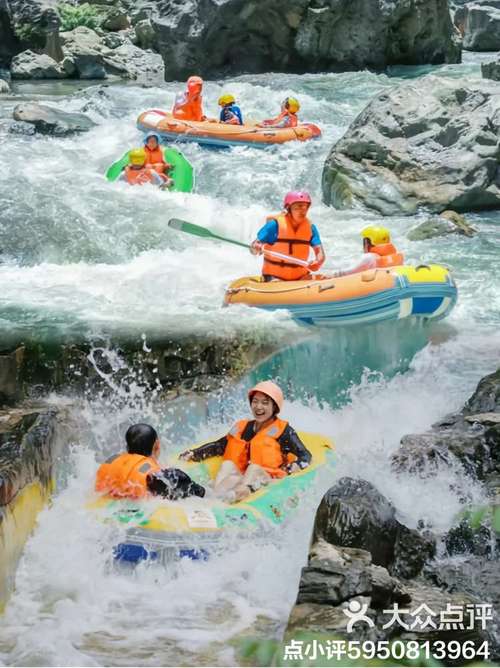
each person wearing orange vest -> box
[121,148,171,188]
[250,191,326,281]
[172,75,207,122]
[258,97,300,128]
[179,381,311,502]
[333,226,404,277]
[143,132,173,187]
[95,423,205,500]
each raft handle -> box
[318,282,336,292]
[415,264,431,271]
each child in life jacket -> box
[143,133,173,186]
[333,226,404,277]
[95,423,205,501]
[258,97,300,128]
[218,93,243,125]
[121,148,172,189]
[179,381,311,503]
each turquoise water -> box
[1,53,499,666]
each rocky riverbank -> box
[285,366,500,660]
[1,0,461,85]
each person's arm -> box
[250,219,279,255]
[333,253,378,278]
[278,425,312,471]
[147,468,205,500]
[179,436,228,461]
[307,225,325,272]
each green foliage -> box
[14,22,45,48]
[57,3,102,32]
[461,504,500,533]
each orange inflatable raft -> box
[136,109,321,148]
[224,265,457,327]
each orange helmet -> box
[248,381,284,413]
[187,75,203,92]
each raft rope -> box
[227,282,336,295]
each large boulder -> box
[12,102,96,135]
[322,76,500,215]
[463,1,500,51]
[10,48,65,78]
[151,0,460,80]
[313,477,435,579]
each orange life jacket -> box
[144,145,165,166]
[172,92,204,121]
[124,165,163,186]
[223,418,289,478]
[262,213,312,281]
[262,110,298,128]
[371,243,405,268]
[95,452,161,499]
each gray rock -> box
[60,26,107,79]
[10,49,66,78]
[322,76,500,215]
[9,0,63,61]
[463,2,500,51]
[12,102,96,135]
[101,30,127,49]
[0,77,10,92]
[134,18,156,50]
[313,477,435,578]
[407,211,477,240]
[8,120,35,135]
[101,5,130,31]
[483,59,500,81]
[0,347,24,405]
[151,0,460,80]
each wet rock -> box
[151,0,460,80]
[12,102,96,135]
[8,119,35,135]
[10,49,66,78]
[463,1,500,51]
[483,59,500,82]
[407,211,477,241]
[0,77,10,93]
[322,76,500,215]
[312,477,435,578]
[134,18,155,50]
[392,368,500,487]
[60,26,107,79]
[0,347,24,406]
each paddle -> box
[168,218,310,268]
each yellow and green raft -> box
[91,432,334,562]
[105,147,194,193]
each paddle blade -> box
[168,218,212,238]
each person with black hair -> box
[95,423,205,501]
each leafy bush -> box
[58,3,102,32]
[14,22,46,48]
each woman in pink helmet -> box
[180,381,311,502]
[250,191,326,281]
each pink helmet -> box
[283,191,312,209]
[187,75,203,92]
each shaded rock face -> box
[312,477,435,579]
[151,0,460,80]
[12,102,97,135]
[0,348,24,406]
[392,368,500,489]
[9,0,63,61]
[0,0,20,67]
[463,1,500,51]
[322,76,500,215]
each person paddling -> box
[250,191,326,281]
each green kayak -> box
[105,147,194,193]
